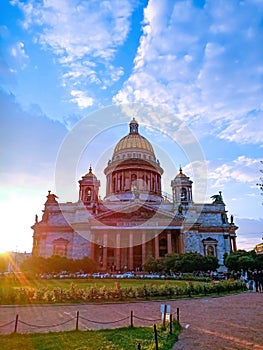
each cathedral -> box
[32,118,238,271]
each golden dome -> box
[114,134,154,154]
[112,118,155,159]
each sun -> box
[0,249,8,255]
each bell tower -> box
[79,166,100,208]
[171,167,193,205]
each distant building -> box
[7,251,31,272]
[254,242,263,254]
[32,118,238,270]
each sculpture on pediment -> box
[221,213,228,224]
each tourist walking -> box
[254,270,259,292]
[247,268,254,291]
[258,270,263,293]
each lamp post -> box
[99,245,104,271]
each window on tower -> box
[181,188,187,201]
[85,188,92,203]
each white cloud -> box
[70,90,94,109]
[218,109,263,144]
[10,41,29,69]
[209,156,262,188]
[114,0,263,145]
[13,0,135,107]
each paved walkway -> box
[0,292,262,349]
[172,292,263,350]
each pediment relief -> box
[91,201,183,227]
[95,202,174,219]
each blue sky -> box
[0,0,262,253]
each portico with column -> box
[92,225,184,271]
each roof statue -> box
[211,191,225,204]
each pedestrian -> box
[254,270,259,292]
[258,270,263,293]
[247,268,254,292]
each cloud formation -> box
[209,156,261,188]
[114,0,263,144]
[12,0,136,108]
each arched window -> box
[181,188,187,201]
[53,238,69,257]
[85,188,92,202]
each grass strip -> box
[0,322,182,350]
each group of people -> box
[246,269,263,292]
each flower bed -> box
[0,280,246,304]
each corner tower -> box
[104,118,163,202]
[79,166,100,208]
[171,167,193,206]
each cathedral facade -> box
[32,118,238,271]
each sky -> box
[0,0,262,253]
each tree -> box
[201,255,219,271]
[162,253,180,273]
[143,256,163,273]
[76,257,97,273]
[21,256,97,275]
[143,252,220,274]
[177,252,204,272]
[0,253,9,272]
[162,252,219,273]
[224,250,260,271]
[254,253,263,269]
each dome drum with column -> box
[104,118,163,202]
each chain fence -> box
[0,305,180,335]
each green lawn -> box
[0,276,201,290]
[0,324,181,350]
[0,278,203,290]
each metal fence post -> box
[176,307,180,323]
[154,324,158,350]
[14,314,19,333]
[76,311,79,331]
[163,304,167,326]
[131,310,134,327]
[169,313,173,334]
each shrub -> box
[0,279,245,304]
